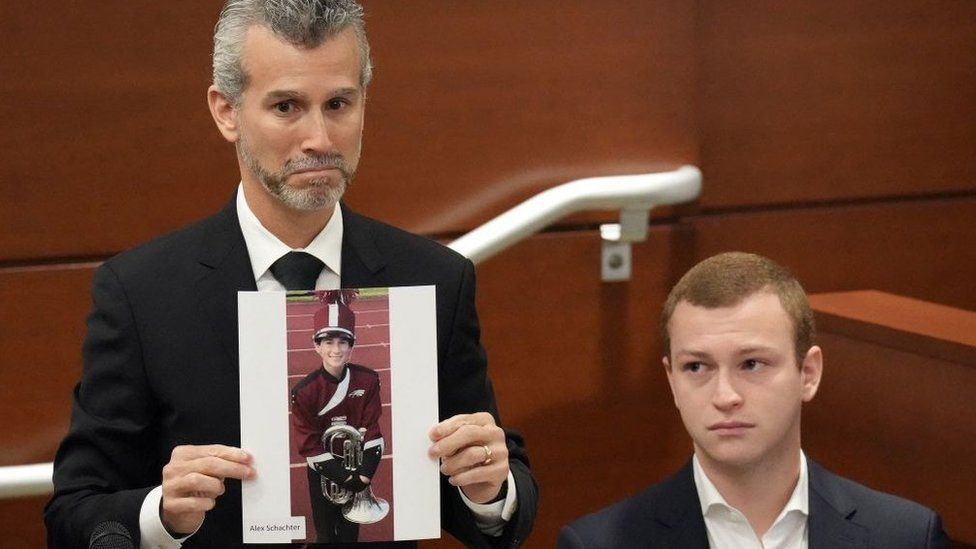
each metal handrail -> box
[0,164,702,499]
[449,165,702,264]
[0,462,53,498]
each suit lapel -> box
[339,203,387,288]
[665,513,710,549]
[655,461,710,549]
[807,459,869,549]
[194,196,257,370]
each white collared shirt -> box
[693,451,809,549]
[139,185,515,547]
[236,183,343,290]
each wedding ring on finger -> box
[481,444,493,466]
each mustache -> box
[284,153,349,176]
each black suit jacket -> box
[559,458,949,549]
[45,197,537,548]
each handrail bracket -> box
[600,208,651,282]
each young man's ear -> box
[800,345,823,402]
[207,85,240,143]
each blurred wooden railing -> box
[804,290,976,546]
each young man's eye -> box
[274,101,294,113]
[742,359,763,371]
[683,362,703,373]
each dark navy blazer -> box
[559,458,949,549]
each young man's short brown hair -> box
[660,252,815,363]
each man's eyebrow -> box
[265,90,305,101]
[734,345,778,356]
[673,350,711,360]
[331,87,361,98]
[264,88,361,101]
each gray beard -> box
[238,134,354,211]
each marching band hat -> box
[312,300,356,345]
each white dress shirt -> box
[236,186,343,291]
[693,451,809,549]
[139,186,515,547]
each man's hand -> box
[429,412,509,504]
[161,445,255,535]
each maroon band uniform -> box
[291,363,384,542]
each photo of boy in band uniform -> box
[290,292,386,542]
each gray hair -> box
[212,0,373,105]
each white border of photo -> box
[238,286,441,544]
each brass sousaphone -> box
[320,421,390,524]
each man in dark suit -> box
[45,1,537,547]
[559,252,948,549]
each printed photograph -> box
[239,285,440,544]
[286,289,394,543]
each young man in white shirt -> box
[559,251,949,549]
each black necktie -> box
[269,251,325,290]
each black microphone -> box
[89,521,135,549]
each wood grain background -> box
[1,1,974,546]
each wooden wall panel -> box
[353,0,697,234]
[806,332,976,543]
[699,1,976,208]
[687,197,976,310]
[0,496,47,548]
[0,3,235,262]
[806,292,976,542]
[0,267,94,549]
[0,1,696,261]
[6,0,973,251]
[0,266,94,467]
